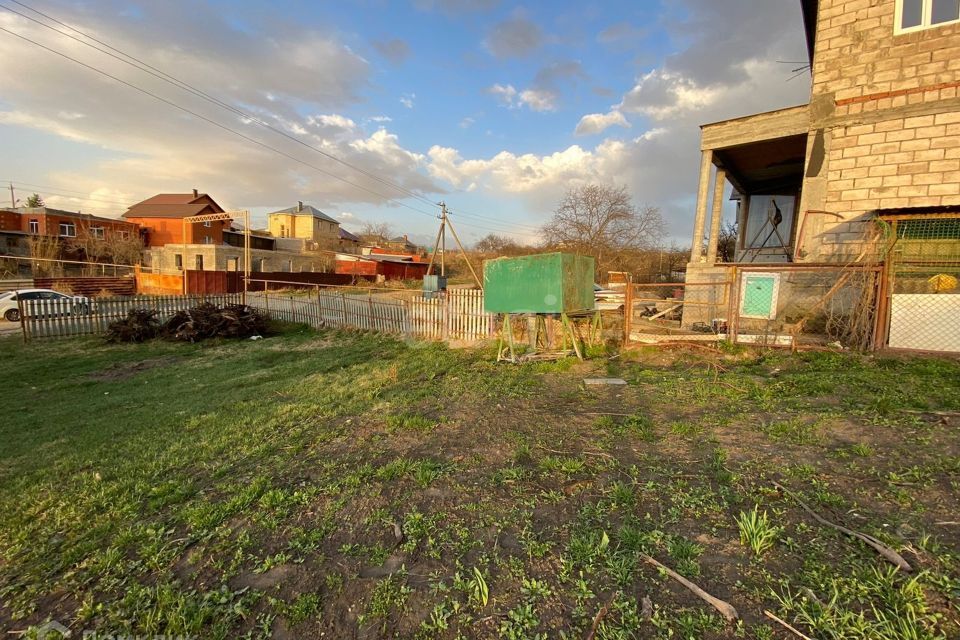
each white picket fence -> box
[21,293,242,339]
[247,288,495,342]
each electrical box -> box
[483,252,595,314]
[423,274,447,292]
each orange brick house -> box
[122,190,229,247]
[679,0,960,352]
[1,206,138,239]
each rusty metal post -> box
[623,274,633,345]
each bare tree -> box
[28,234,61,277]
[542,184,664,274]
[717,220,738,263]
[360,221,393,243]
[474,233,520,255]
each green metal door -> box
[740,273,779,319]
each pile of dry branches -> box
[104,309,161,343]
[162,303,268,342]
[105,303,269,343]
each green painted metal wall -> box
[483,252,595,313]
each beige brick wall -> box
[813,0,960,102]
[801,0,960,261]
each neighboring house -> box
[338,227,362,253]
[267,201,340,246]
[683,0,960,352]
[122,190,229,247]
[126,192,334,274]
[0,206,139,268]
[2,206,137,240]
[384,234,418,254]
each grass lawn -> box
[1,325,958,639]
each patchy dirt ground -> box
[0,328,958,639]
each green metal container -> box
[483,252,595,314]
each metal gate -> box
[884,215,960,352]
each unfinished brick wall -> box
[800,0,960,262]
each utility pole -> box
[440,202,447,276]
[426,201,483,289]
[9,183,15,208]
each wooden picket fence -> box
[247,288,495,343]
[21,293,242,339]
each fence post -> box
[623,274,633,345]
[18,297,27,342]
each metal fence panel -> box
[22,293,242,339]
[246,287,494,344]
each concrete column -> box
[705,167,727,265]
[689,150,714,262]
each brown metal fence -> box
[21,293,242,340]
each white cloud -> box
[574,110,629,136]
[488,83,517,106]
[518,89,556,112]
[487,84,556,112]
[400,93,416,109]
[618,70,721,120]
[459,116,475,128]
[368,115,393,123]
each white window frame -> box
[90,226,105,239]
[59,222,76,237]
[895,0,960,34]
[203,235,213,244]
[204,220,212,227]
[28,219,39,233]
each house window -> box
[203,235,213,244]
[195,255,204,271]
[90,226,105,239]
[280,224,286,237]
[174,254,183,270]
[28,219,38,234]
[897,0,960,33]
[204,220,212,227]
[118,230,130,239]
[742,195,796,251]
[59,222,76,237]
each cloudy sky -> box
[0,0,811,246]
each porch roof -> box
[700,104,809,151]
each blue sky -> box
[0,0,810,246]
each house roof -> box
[389,235,413,243]
[270,204,339,224]
[122,203,215,219]
[339,228,361,242]
[123,192,225,219]
[3,206,133,225]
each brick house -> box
[267,201,341,248]
[1,206,138,240]
[683,0,960,352]
[0,206,139,264]
[122,190,229,247]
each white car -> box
[0,289,91,322]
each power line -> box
[0,0,437,209]
[2,180,132,207]
[0,25,445,224]
[1,0,540,239]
